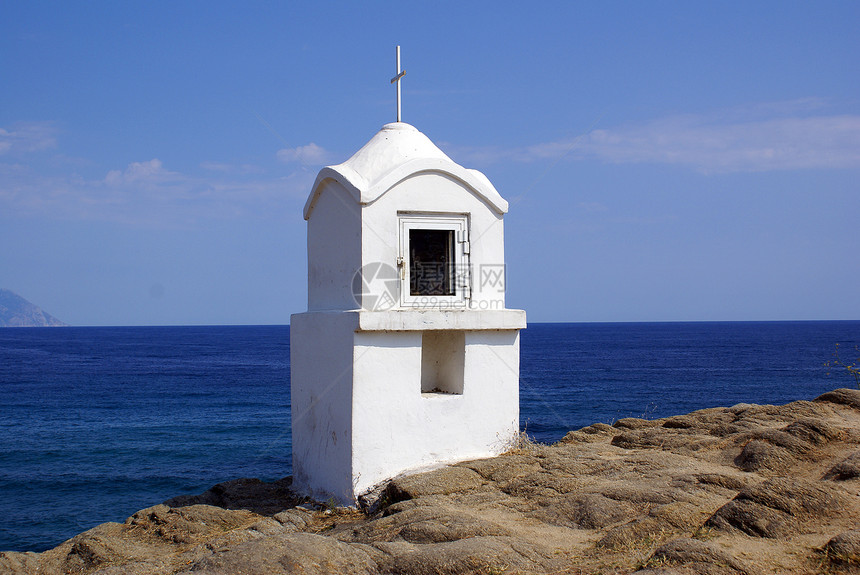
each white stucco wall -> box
[361,172,506,309]
[307,180,361,311]
[350,327,520,497]
[290,310,524,504]
[290,311,357,502]
[307,171,506,312]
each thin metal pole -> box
[395,46,401,122]
[390,46,405,123]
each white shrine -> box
[290,49,526,504]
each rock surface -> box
[3,388,860,574]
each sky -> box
[1,1,858,325]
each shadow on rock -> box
[164,477,307,516]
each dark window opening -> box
[409,229,455,296]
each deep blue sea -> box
[1,321,858,552]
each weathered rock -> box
[0,551,41,574]
[459,452,542,483]
[342,502,510,544]
[739,477,845,516]
[176,532,379,575]
[127,503,259,539]
[821,530,860,565]
[704,498,792,538]
[385,466,484,503]
[784,417,843,444]
[5,391,860,575]
[662,416,698,429]
[597,516,672,551]
[705,478,847,537]
[823,450,860,481]
[561,422,620,443]
[611,428,720,453]
[692,473,748,491]
[816,388,860,411]
[64,523,145,571]
[489,465,577,499]
[596,501,711,551]
[602,483,679,505]
[272,507,317,531]
[529,492,635,529]
[164,477,302,515]
[373,536,561,575]
[640,537,750,574]
[614,417,660,430]
[733,439,794,473]
[752,428,816,455]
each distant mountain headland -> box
[0,289,67,327]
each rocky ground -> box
[3,388,860,574]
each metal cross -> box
[390,45,405,122]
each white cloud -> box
[0,122,57,155]
[453,101,860,173]
[200,161,265,174]
[104,158,180,186]
[276,143,329,165]
[576,114,860,172]
[199,161,232,172]
[1,154,311,227]
[0,123,314,226]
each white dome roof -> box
[340,122,452,187]
[304,122,508,219]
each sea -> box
[1,321,858,553]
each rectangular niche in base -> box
[421,330,465,396]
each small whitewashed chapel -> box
[290,48,526,504]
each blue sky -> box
[1,1,858,325]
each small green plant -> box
[825,343,860,389]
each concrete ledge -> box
[357,309,526,331]
[292,309,527,332]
